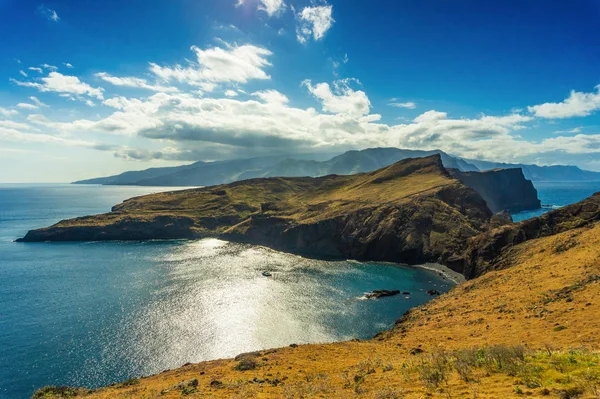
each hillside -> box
[35,198,600,399]
[21,156,498,268]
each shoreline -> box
[413,262,466,284]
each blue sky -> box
[1,0,600,182]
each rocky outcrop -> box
[462,192,600,278]
[365,290,401,299]
[449,168,541,213]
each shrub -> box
[32,386,83,398]
[418,352,450,390]
[555,386,585,399]
[235,357,258,371]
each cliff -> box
[21,155,494,268]
[449,168,541,213]
[461,191,600,278]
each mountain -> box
[73,156,289,186]
[36,191,600,399]
[244,148,480,179]
[74,148,600,187]
[463,158,600,181]
[72,148,480,187]
[20,155,541,265]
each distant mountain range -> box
[73,147,600,187]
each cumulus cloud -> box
[389,101,416,109]
[303,79,370,117]
[252,89,289,104]
[11,72,104,100]
[259,0,285,16]
[95,72,178,92]
[528,85,600,119]
[64,63,74,68]
[296,5,334,43]
[224,89,238,97]
[149,43,272,88]
[0,107,19,117]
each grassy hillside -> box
[35,213,600,398]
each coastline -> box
[413,262,466,284]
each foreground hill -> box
[20,156,540,268]
[36,197,600,399]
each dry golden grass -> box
[36,221,600,398]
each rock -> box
[402,291,411,295]
[235,350,263,361]
[410,347,424,355]
[427,290,441,296]
[365,289,401,299]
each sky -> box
[1,0,600,182]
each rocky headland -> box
[18,155,542,279]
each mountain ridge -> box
[73,147,600,187]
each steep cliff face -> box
[449,168,540,213]
[463,192,600,278]
[19,155,493,268]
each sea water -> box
[0,184,453,399]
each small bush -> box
[235,357,258,371]
[418,352,450,390]
[32,386,83,398]
[373,387,405,399]
[555,386,585,399]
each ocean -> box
[512,181,600,222]
[0,184,453,399]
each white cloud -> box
[42,64,58,71]
[389,101,416,109]
[24,87,600,169]
[19,70,28,78]
[258,0,285,16]
[296,5,334,43]
[303,79,370,117]
[17,103,39,110]
[554,127,582,134]
[0,107,19,117]
[28,67,43,73]
[528,85,600,118]
[11,72,105,100]
[149,43,272,88]
[252,89,289,104]
[64,63,74,68]
[95,72,179,92]
[29,96,48,107]
[38,6,60,22]
[224,89,238,97]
